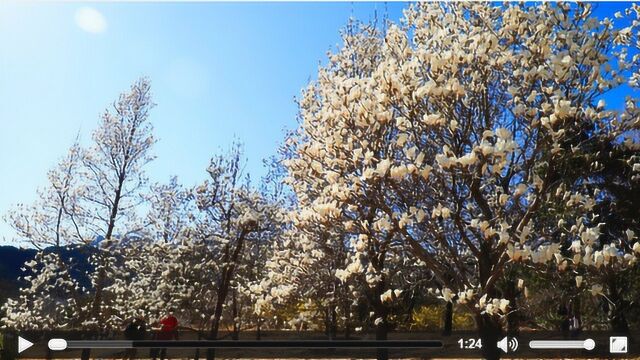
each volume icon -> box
[497,336,518,353]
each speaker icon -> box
[497,336,519,353]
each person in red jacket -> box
[158,308,179,340]
[151,308,179,360]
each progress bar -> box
[48,339,443,351]
[529,339,595,350]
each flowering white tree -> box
[2,139,90,332]
[589,3,640,333]
[183,143,281,360]
[2,79,157,360]
[79,78,156,332]
[103,150,284,347]
[1,251,82,330]
[101,176,201,329]
[5,140,87,248]
[145,176,192,243]
[252,225,356,335]
[285,3,640,358]
[103,237,219,331]
[496,2,640,336]
[281,25,414,359]
[81,78,156,243]
[259,134,431,348]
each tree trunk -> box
[371,288,389,360]
[88,172,124,341]
[607,275,629,334]
[370,284,389,360]
[328,306,337,340]
[609,303,629,333]
[194,331,202,360]
[570,296,582,337]
[206,279,229,360]
[80,330,96,360]
[375,321,388,360]
[80,349,90,360]
[476,239,502,359]
[504,278,519,336]
[256,316,262,340]
[206,231,247,360]
[405,291,416,327]
[232,291,240,340]
[323,307,329,337]
[476,313,502,360]
[442,301,453,336]
[343,302,352,340]
[557,303,570,338]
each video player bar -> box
[48,339,444,351]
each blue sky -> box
[0,1,407,244]
[0,2,632,245]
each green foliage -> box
[410,305,475,331]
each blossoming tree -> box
[5,140,86,248]
[2,141,86,329]
[285,3,640,358]
[79,78,156,335]
[2,78,157,360]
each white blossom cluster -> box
[283,2,640,323]
[2,252,80,330]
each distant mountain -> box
[90,232,149,248]
[0,245,95,306]
[0,246,37,303]
[0,235,152,308]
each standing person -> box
[123,315,146,359]
[151,308,179,360]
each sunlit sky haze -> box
[0,1,631,244]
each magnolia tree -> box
[587,4,640,332]
[182,143,282,360]
[2,79,157,351]
[284,24,412,355]
[103,237,219,331]
[285,3,640,358]
[2,141,87,329]
[5,140,86,248]
[79,78,156,335]
[259,135,438,346]
[251,225,357,337]
[249,155,355,335]
[145,176,192,243]
[101,176,205,329]
[1,252,81,330]
[499,2,640,335]
[81,78,156,243]
[102,147,282,348]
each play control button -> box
[18,336,34,354]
